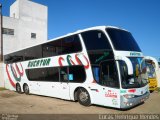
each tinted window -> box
[25,66,86,83]
[40,35,82,57]
[42,40,60,57]
[106,28,141,51]
[4,45,42,64]
[81,30,111,51]
[26,67,59,82]
[4,35,82,64]
[4,52,23,64]
[100,60,119,88]
[60,66,86,83]
[88,50,114,65]
[69,66,86,83]
[24,45,42,60]
[61,35,82,54]
[60,67,69,82]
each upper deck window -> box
[106,28,141,52]
[81,30,111,51]
[4,34,82,64]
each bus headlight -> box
[123,94,135,99]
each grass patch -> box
[0,87,6,91]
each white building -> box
[2,0,48,55]
[0,0,47,87]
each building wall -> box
[3,16,19,54]
[0,5,2,60]
[10,0,19,19]
[3,0,48,55]
[1,0,48,88]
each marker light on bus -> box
[123,102,133,106]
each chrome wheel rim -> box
[79,92,88,102]
[25,85,29,93]
[17,85,21,92]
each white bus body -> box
[4,26,149,109]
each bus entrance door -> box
[58,67,70,100]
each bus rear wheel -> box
[16,83,22,94]
[23,84,29,95]
[77,88,91,106]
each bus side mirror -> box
[115,56,133,75]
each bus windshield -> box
[119,57,148,89]
[106,28,141,52]
[146,61,156,78]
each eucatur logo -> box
[6,63,24,88]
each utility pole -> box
[0,4,2,62]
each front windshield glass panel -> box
[81,30,112,51]
[106,28,141,52]
[119,57,148,89]
[146,61,156,78]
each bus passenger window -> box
[61,35,82,55]
[69,66,86,83]
[26,67,59,82]
[60,67,68,82]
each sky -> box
[1,0,160,60]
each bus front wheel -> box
[23,84,29,95]
[77,88,91,106]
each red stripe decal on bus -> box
[59,57,65,66]
[6,64,16,88]
[15,63,24,76]
[82,54,90,69]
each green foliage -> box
[156,87,160,93]
[0,87,6,91]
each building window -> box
[31,33,36,39]
[2,28,14,35]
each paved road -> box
[0,90,160,120]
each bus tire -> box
[23,84,29,95]
[16,83,22,94]
[150,90,154,93]
[77,88,91,106]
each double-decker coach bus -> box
[4,26,149,109]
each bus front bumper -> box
[120,92,150,109]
